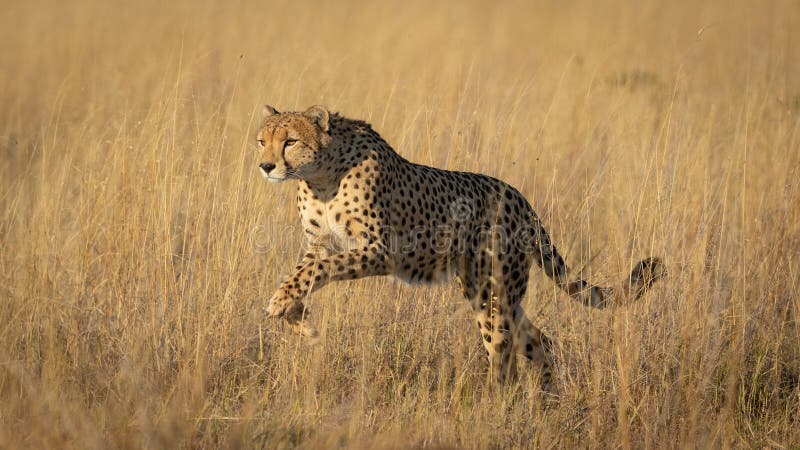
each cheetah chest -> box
[298,198,365,252]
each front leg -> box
[264,242,330,340]
[266,243,390,335]
[274,234,341,315]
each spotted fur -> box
[257,105,665,386]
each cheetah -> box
[257,105,664,385]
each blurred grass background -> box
[1,0,799,447]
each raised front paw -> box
[264,290,320,344]
[265,290,302,319]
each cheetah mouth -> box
[259,167,286,183]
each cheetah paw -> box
[265,291,299,318]
[289,321,322,346]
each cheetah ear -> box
[303,105,330,133]
[262,104,280,118]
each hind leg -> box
[511,304,553,389]
[474,299,517,384]
[503,252,554,390]
[458,262,516,384]
[458,256,518,384]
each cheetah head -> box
[255,105,332,183]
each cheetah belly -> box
[389,268,454,286]
[389,249,456,286]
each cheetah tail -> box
[620,257,666,302]
[563,257,666,308]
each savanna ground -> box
[1,0,799,448]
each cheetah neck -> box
[300,114,394,199]
[300,177,338,201]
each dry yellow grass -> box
[1,0,799,448]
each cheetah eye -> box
[257,139,265,147]
[284,139,298,148]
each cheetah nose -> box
[259,162,276,173]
